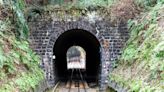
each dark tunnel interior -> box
[53,29,101,84]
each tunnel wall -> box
[28,15,129,91]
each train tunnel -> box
[53,29,101,85]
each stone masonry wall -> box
[28,11,129,91]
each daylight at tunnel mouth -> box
[53,29,101,86]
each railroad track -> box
[53,69,98,92]
[68,69,87,92]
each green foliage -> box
[0,2,44,92]
[12,0,29,39]
[144,24,157,37]
[0,20,10,32]
[50,0,64,5]
[0,69,44,92]
[130,81,142,92]
[110,2,164,91]
[135,0,157,9]
[17,0,26,10]
[1,0,29,39]
[0,33,44,91]
[0,48,6,68]
[135,0,164,10]
[109,74,161,92]
[15,71,44,92]
[0,71,6,80]
[121,44,138,63]
[77,0,109,8]
[122,3,160,62]
[156,51,164,58]
[50,0,115,8]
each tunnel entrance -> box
[53,29,101,86]
[67,46,86,69]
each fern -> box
[12,0,29,39]
[121,44,138,62]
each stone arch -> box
[45,21,104,87]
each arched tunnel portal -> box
[53,29,101,84]
[29,19,129,91]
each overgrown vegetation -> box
[27,0,142,25]
[0,1,44,92]
[13,0,29,39]
[0,0,29,39]
[48,0,114,7]
[110,0,164,91]
[1,0,164,91]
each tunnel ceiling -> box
[53,29,100,81]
